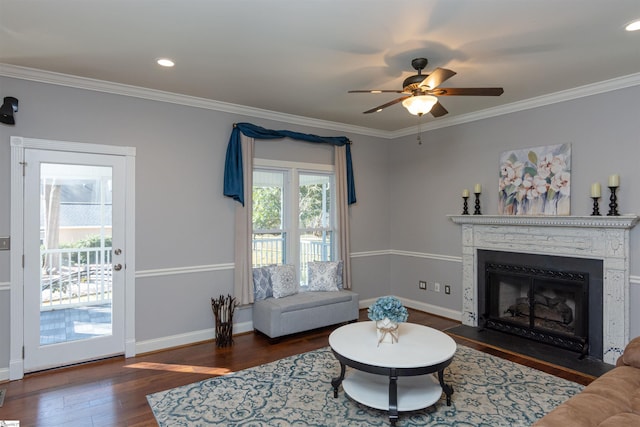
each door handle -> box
[113,263,123,271]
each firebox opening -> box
[478,250,603,360]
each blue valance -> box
[224,122,356,205]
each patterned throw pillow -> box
[307,261,340,292]
[269,264,298,298]
[336,260,344,289]
[252,266,273,301]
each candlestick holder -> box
[607,187,619,216]
[591,197,601,216]
[473,193,482,215]
[462,196,469,215]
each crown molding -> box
[0,63,388,138]
[2,63,639,140]
[390,72,640,139]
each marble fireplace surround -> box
[449,215,638,364]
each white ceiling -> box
[1,0,639,133]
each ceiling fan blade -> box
[430,101,448,117]
[432,87,504,96]
[419,68,457,90]
[348,90,405,94]
[362,96,410,114]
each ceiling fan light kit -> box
[402,94,438,116]
[349,57,503,118]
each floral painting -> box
[498,143,571,215]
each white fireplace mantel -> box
[449,214,638,364]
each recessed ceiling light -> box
[157,58,175,67]
[625,19,640,31]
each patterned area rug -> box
[147,345,583,427]
[0,388,5,407]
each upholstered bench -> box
[253,289,359,339]
[251,261,359,339]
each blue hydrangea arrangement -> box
[367,296,409,323]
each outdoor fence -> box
[40,246,113,310]
[252,234,332,285]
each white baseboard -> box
[359,296,462,322]
[134,296,461,356]
[0,367,9,382]
[135,321,254,355]
[9,359,23,381]
[400,298,462,322]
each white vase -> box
[376,318,399,344]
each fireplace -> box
[449,215,638,364]
[478,250,602,358]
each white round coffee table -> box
[329,321,456,426]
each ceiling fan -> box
[349,58,504,117]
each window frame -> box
[253,159,336,285]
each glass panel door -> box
[23,149,126,372]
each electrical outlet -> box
[434,282,440,292]
[445,284,451,295]
[0,237,9,250]
[419,280,427,290]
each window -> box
[252,169,286,266]
[252,160,336,286]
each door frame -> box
[9,136,136,380]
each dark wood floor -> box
[0,309,594,427]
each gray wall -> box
[388,85,640,337]
[1,74,638,376]
[0,76,391,372]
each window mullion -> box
[288,169,299,271]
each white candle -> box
[591,183,601,198]
[474,183,482,194]
[462,189,470,198]
[608,174,620,187]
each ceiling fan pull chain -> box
[417,117,422,145]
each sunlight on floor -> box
[125,362,233,376]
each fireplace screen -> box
[484,261,589,355]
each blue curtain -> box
[224,122,356,206]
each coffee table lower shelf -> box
[342,370,442,412]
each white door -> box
[23,149,127,372]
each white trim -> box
[0,63,383,138]
[400,298,462,322]
[350,250,391,258]
[124,154,136,358]
[254,158,334,172]
[10,137,26,380]
[350,249,462,264]
[359,296,462,322]
[11,136,136,156]
[631,275,640,285]
[135,250,461,279]
[390,72,640,138]
[0,282,10,291]
[9,136,136,379]
[136,320,254,355]
[136,263,235,278]
[2,63,639,139]
[449,214,639,229]
[390,250,462,263]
